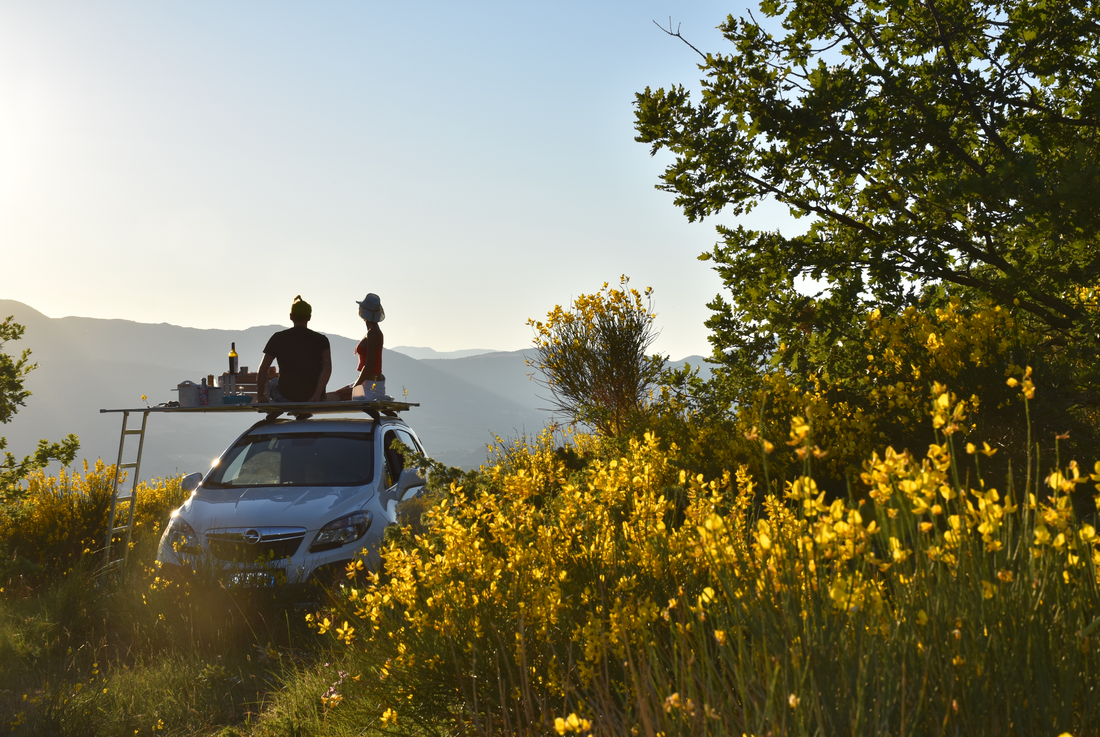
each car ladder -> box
[100,409,149,578]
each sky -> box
[0,1,798,360]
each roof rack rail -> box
[100,399,418,417]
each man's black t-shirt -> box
[263,327,331,401]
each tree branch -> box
[924,0,1012,155]
[829,8,993,177]
[653,18,707,61]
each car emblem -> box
[243,529,262,544]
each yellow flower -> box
[381,707,397,724]
[336,621,355,645]
[554,713,591,733]
[889,537,909,563]
[787,416,810,446]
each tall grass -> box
[0,467,334,736]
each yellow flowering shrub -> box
[527,276,664,436]
[324,375,1100,735]
[0,459,186,579]
[738,296,1041,486]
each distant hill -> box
[418,351,712,414]
[390,346,503,360]
[421,351,545,411]
[0,300,711,479]
[666,355,713,377]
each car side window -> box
[382,429,405,489]
[396,429,422,456]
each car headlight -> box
[310,511,372,553]
[165,516,198,554]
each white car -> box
[156,414,426,587]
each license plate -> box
[224,571,277,588]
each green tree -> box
[635,0,1100,391]
[0,316,79,495]
[527,278,666,437]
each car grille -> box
[204,527,307,564]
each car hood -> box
[179,484,375,530]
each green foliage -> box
[634,0,1100,395]
[0,317,31,425]
[646,360,758,482]
[665,297,1100,494]
[0,316,78,495]
[527,277,666,437]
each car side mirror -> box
[396,468,425,499]
[181,472,203,492]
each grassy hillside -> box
[4,394,1100,735]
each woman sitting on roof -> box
[329,293,389,401]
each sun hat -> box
[290,295,312,319]
[357,293,385,322]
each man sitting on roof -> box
[257,295,332,403]
[329,293,388,401]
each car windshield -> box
[203,432,374,488]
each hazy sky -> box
[1,1,797,360]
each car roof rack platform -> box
[100,399,417,417]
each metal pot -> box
[175,381,202,408]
